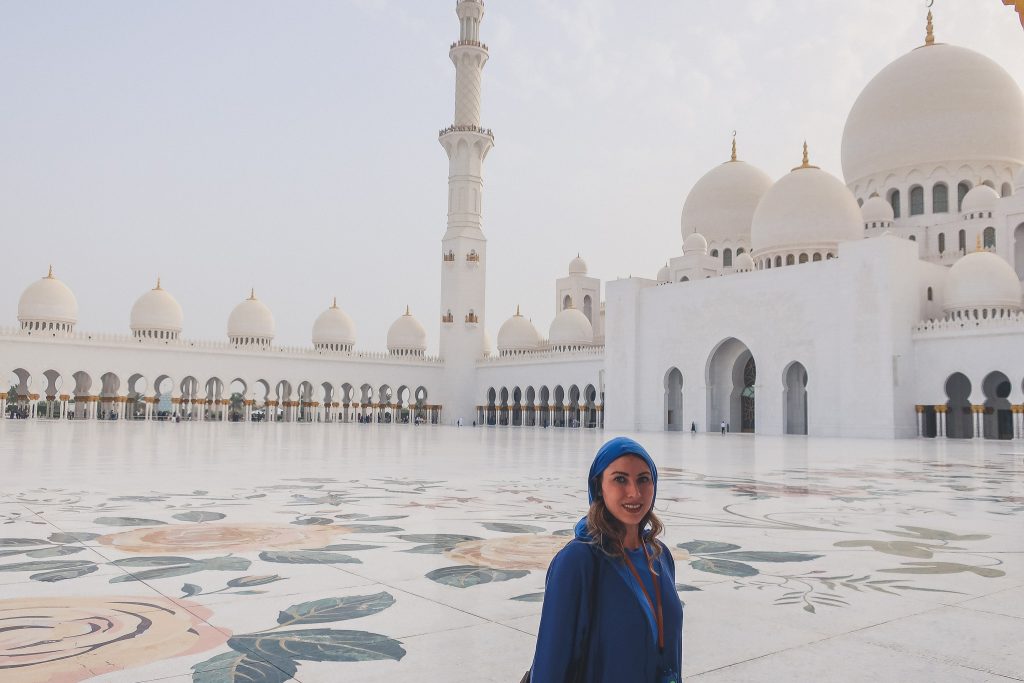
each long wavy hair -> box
[585,471,664,563]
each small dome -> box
[387,306,427,354]
[734,252,755,272]
[861,195,895,223]
[130,279,183,336]
[656,263,670,283]
[841,43,1024,186]
[680,158,773,247]
[18,267,78,331]
[960,184,999,214]
[312,298,356,348]
[944,251,1022,315]
[227,290,275,343]
[751,154,862,256]
[497,307,541,353]
[682,232,708,256]
[548,306,593,348]
[568,255,588,275]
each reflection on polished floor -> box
[1,421,1022,682]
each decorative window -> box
[909,235,916,242]
[562,294,572,310]
[774,256,782,267]
[909,186,924,215]
[932,183,948,213]
[466,250,480,262]
[1001,182,1012,198]
[441,310,454,323]
[812,253,822,262]
[710,249,719,258]
[983,227,996,249]
[785,254,795,266]
[927,287,933,301]
[443,250,455,262]
[958,229,966,252]
[723,248,732,267]
[889,189,901,218]
[938,233,945,253]
[798,253,808,263]
[957,182,971,211]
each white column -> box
[915,406,924,437]
[973,406,984,440]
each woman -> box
[528,437,683,682]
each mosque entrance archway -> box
[782,362,808,435]
[944,373,972,439]
[664,368,683,431]
[706,338,755,433]
[982,371,1013,440]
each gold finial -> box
[925,8,935,46]
[248,288,256,300]
[730,130,737,161]
[515,304,521,316]
[331,296,338,309]
[46,265,54,279]
[404,305,410,315]
[792,141,819,171]
[155,276,162,290]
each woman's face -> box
[599,454,654,528]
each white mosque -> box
[2,4,1023,441]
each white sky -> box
[1,0,1022,352]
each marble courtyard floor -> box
[0,422,1021,682]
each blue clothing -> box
[572,436,666,644]
[531,539,684,682]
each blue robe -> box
[530,538,684,682]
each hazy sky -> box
[1,1,1022,351]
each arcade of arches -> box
[917,371,1024,440]
[1,369,442,425]
[665,339,809,436]
[478,384,603,428]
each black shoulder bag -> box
[521,543,601,683]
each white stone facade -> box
[3,8,1023,441]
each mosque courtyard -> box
[0,421,1021,682]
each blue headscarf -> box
[573,436,658,540]
[573,436,662,642]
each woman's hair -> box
[586,471,664,562]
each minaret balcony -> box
[439,125,494,140]
[443,250,456,263]
[450,40,488,51]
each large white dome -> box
[548,307,593,348]
[682,232,708,256]
[130,279,183,336]
[497,307,541,354]
[841,43,1024,186]
[387,307,427,354]
[18,267,78,330]
[227,290,275,343]
[751,158,863,257]
[312,298,356,349]
[568,255,588,275]
[944,251,1022,316]
[680,158,773,247]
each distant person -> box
[525,437,682,683]
[690,421,696,433]
[720,420,726,434]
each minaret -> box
[438,0,492,424]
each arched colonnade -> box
[1,368,441,425]
[477,383,603,428]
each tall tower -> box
[438,0,492,423]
